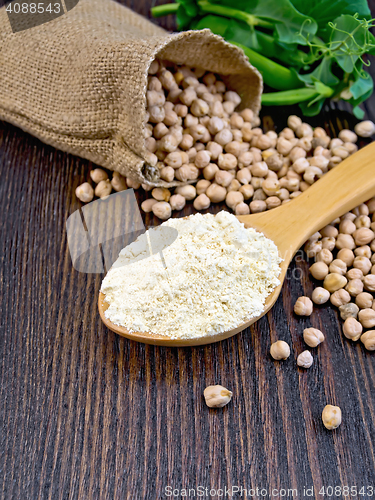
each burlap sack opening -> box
[0,0,263,187]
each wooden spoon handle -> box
[240,142,375,262]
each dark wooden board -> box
[1,1,375,499]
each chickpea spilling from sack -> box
[76,58,374,220]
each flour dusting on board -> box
[100,211,281,339]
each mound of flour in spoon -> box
[101,211,281,339]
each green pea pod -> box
[229,41,303,91]
[261,84,334,106]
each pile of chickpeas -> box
[75,58,375,220]
[293,198,375,351]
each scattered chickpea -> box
[310,262,329,280]
[294,296,313,316]
[204,385,232,408]
[76,182,94,203]
[152,201,172,219]
[312,287,330,305]
[193,193,210,211]
[95,179,112,199]
[323,273,347,293]
[330,289,351,307]
[322,405,342,430]
[360,330,375,351]
[297,351,313,368]
[358,308,375,329]
[303,328,324,347]
[343,317,362,341]
[354,120,375,137]
[111,172,127,192]
[339,303,359,321]
[270,340,290,360]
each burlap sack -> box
[0,0,262,186]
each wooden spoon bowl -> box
[99,142,375,346]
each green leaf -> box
[298,57,339,87]
[210,0,317,43]
[352,106,365,119]
[329,15,367,73]
[299,97,325,116]
[350,72,373,100]
[194,14,230,36]
[176,4,193,29]
[289,0,371,32]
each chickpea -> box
[320,225,338,238]
[345,278,364,297]
[297,351,314,368]
[270,340,291,360]
[141,198,158,213]
[226,191,244,210]
[194,150,211,169]
[239,184,254,200]
[193,193,210,211]
[95,179,112,199]
[227,179,241,193]
[238,151,253,169]
[329,259,347,276]
[355,292,373,309]
[152,201,172,220]
[303,327,324,347]
[346,268,363,281]
[304,240,322,259]
[360,330,375,350]
[336,248,354,267]
[353,227,375,246]
[235,202,250,215]
[330,289,351,307]
[214,129,233,146]
[309,262,329,280]
[323,273,347,293]
[206,183,227,203]
[294,296,313,316]
[250,161,268,178]
[236,168,252,185]
[250,200,267,213]
[266,196,281,209]
[175,164,199,182]
[316,249,333,265]
[363,274,375,292]
[336,233,355,250]
[206,141,223,160]
[358,308,375,328]
[322,405,342,430]
[354,120,375,137]
[303,166,323,184]
[266,153,284,172]
[262,178,280,197]
[339,303,359,320]
[355,215,371,229]
[353,256,372,275]
[175,185,196,200]
[218,153,237,170]
[321,237,335,251]
[204,385,232,408]
[354,245,371,258]
[111,172,127,192]
[343,317,362,341]
[203,163,219,181]
[311,287,330,304]
[76,182,94,203]
[215,170,233,188]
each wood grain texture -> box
[1,1,375,499]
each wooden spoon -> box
[99,142,375,346]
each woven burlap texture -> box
[0,0,263,187]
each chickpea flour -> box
[101,211,281,339]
